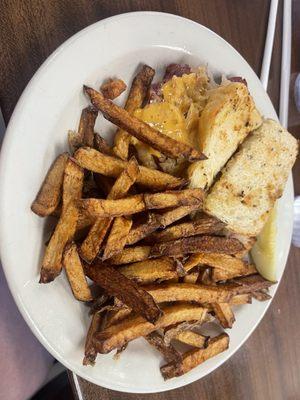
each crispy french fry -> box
[101,78,127,100]
[105,307,132,328]
[231,274,274,292]
[118,257,177,284]
[211,265,257,282]
[145,283,236,304]
[113,65,155,160]
[103,217,133,260]
[212,303,235,328]
[251,290,272,302]
[229,294,252,305]
[84,262,161,323]
[93,303,207,354]
[69,107,98,151]
[83,312,103,366]
[150,236,245,258]
[79,188,204,219]
[93,133,112,155]
[110,246,151,265]
[84,86,205,162]
[175,331,208,348]
[75,147,185,190]
[126,205,198,245]
[148,216,224,243]
[62,243,92,301]
[161,333,229,380]
[145,332,182,363]
[80,157,139,263]
[31,153,69,217]
[40,159,84,283]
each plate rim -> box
[0,11,294,393]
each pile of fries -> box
[31,65,273,380]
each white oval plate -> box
[0,12,293,393]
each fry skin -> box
[145,332,182,363]
[93,133,112,156]
[93,303,207,354]
[69,107,98,151]
[84,262,161,323]
[161,333,229,380]
[40,159,84,283]
[84,85,206,162]
[109,246,151,265]
[31,153,69,217]
[101,78,127,100]
[150,236,245,258]
[62,243,92,301]
[75,147,185,190]
[83,312,103,365]
[113,65,155,160]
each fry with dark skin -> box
[93,303,207,354]
[84,261,161,324]
[78,188,204,219]
[102,216,133,260]
[75,147,185,190]
[31,153,69,217]
[40,159,84,283]
[83,312,103,366]
[150,236,245,258]
[110,246,151,265]
[145,332,182,363]
[161,333,229,380]
[62,243,92,301]
[101,78,127,100]
[93,133,112,155]
[113,65,155,160]
[84,85,206,162]
[68,107,98,151]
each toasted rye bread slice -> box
[188,82,262,190]
[204,119,298,236]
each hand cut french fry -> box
[101,78,127,100]
[102,216,133,260]
[80,157,139,263]
[175,331,208,348]
[62,243,92,301]
[31,153,69,217]
[93,133,112,155]
[84,262,161,323]
[118,257,177,284]
[161,333,229,380]
[147,215,224,243]
[211,265,257,282]
[69,106,98,151]
[145,332,182,363]
[105,307,132,328]
[211,303,235,328]
[84,85,206,162]
[150,236,245,258]
[109,246,151,265]
[79,188,204,219]
[127,205,198,245]
[40,159,84,283]
[251,290,272,302]
[83,312,103,366]
[113,65,155,160]
[229,294,252,305]
[93,303,207,354]
[231,274,274,292]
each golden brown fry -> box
[84,262,161,323]
[93,303,207,354]
[69,107,98,151]
[79,188,204,219]
[103,217,133,260]
[161,333,229,380]
[229,294,252,305]
[93,133,112,155]
[126,205,198,245]
[148,216,224,243]
[212,303,235,328]
[62,243,92,301]
[75,147,185,190]
[113,65,155,160]
[80,157,139,263]
[145,283,237,304]
[40,159,84,283]
[118,257,177,284]
[150,236,245,258]
[83,312,103,365]
[251,290,272,302]
[84,85,205,162]
[145,332,182,363]
[175,331,207,348]
[211,265,257,282]
[31,153,69,217]
[110,246,151,265]
[101,78,127,100]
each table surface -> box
[1,1,300,399]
